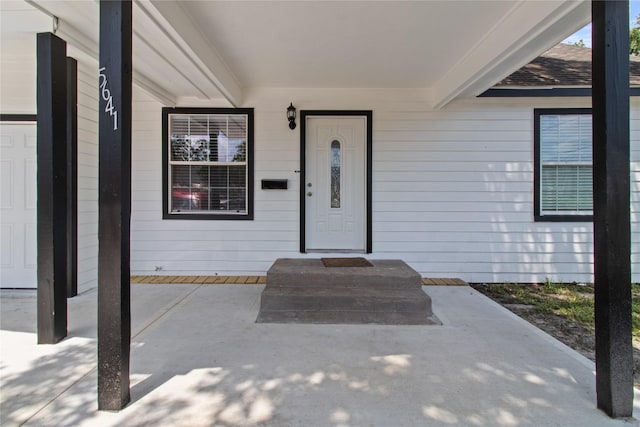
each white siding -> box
[0,33,36,114]
[130,88,640,283]
[131,89,299,276]
[76,58,99,293]
[0,34,99,292]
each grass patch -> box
[475,282,640,340]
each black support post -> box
[592,0,633,418]
[66,57,78,298]
[36,32,68,344]
[97,0,132,411]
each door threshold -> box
[306,249,366,254]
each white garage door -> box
[0,122,37,288]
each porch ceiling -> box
[3,0,590,108]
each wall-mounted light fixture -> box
[287,102,296,130]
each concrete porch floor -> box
[1,283,639,427]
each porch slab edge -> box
[129,275,467,286]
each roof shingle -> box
[497,43,640,87]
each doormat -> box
[321,257,373,267]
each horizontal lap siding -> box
[131,89,300,275]
[130,90,640,283]
[373,98,639,283]
[375,103,546,282]
[76,59,99,293]
[0,35,98,292]
[0,34,35,113]
[633,105,640,284]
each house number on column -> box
[98,67,118,131]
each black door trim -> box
[0,114,37,122]
[299,110,373,253]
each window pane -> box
[170,115,211,162]
[207,117,223,161]
[217,131,247,162]
[331,140,340,208]
[227,115,248,162]
[539,112,592,216]
[170,115,190,161]
[227,188,247,212]
[171,164,247,213]
[541,165,592,212]
[171,165,196,211]
[540,114,592,164]
[209,165,246,213]
[228,165,246,188]
[171,165,210,212]
[167,110,251,217]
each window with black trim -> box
[534,108,592,222]
[162,107,254,220]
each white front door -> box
[305,116,366,251]
[0,122,37,288]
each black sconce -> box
[287,102,296,130]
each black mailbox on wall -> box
[261,179,288,190]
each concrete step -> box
[267,258,422,289]
[258,286,432,313]
[257,258,441,325]
[256,309,439,325]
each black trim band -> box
[0,114,37,122]
[480,87,640,98]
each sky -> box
[562,1,640,47]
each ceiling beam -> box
[0,6,52,33]
[57,18,177,106]
[431,0,591,109]
[24,0,177,107]
[143,0,243,107]
[133,73,176,107]
[56,18,97,58]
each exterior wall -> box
[130,88,640,283]
[0,33,36,114]
[0,33,99,293]
[7,31,637,286]
[75,55,99,293]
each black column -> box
[36,32,68,344]
[98,0,132,411]
[592,0,633,418]
[66,57,78,298]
